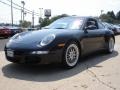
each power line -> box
[6,0,40,16]
[0,0,40,26]
[0,0,21,11]
[0,0,39,16]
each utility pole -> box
[32,11,34,28]
[39,8,43,18]
[21,8,23,27]
[39,8,43,29]
[11,0,13,27]
[21,8,23,22]
[101,10,104,16]
[21,1,25,23]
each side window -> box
[98,22,105,29]
[85,19,98,30]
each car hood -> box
[6,29,79,50]
[13,29,70,42]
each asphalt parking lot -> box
[0,36,120,90]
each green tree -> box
[40,14,69,28]
[39,17,43,24]
[100,14,113,23]
[40,18,51,28]
[100,11,119,24]
[116,11,120,20]
[19,20,31,28]
[107,11,116,19]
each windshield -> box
[46,17,83,30]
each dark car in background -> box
[5,17,115,68]
[6,26,22,36]
[27,28,37,31]
[0,27,11,38]
[102,22,120,35]
[113,25,120,35]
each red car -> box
[0,27,11,38]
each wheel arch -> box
[104,33,115,43]
[112,35,115,43]
[64,38,82,55]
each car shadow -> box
[2,50,118,82]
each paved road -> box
[0,36,120,90]
[0,38,9,51]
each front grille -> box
[14,51,29,55]
[25,56,41,63]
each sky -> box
[0,0,120,25]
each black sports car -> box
[5,17,115,68]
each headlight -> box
[40,34,55,46]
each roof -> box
[60,16,96,20]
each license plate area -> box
[7,50,14,57]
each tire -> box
[62,42,80,68]
[106,37,115,53]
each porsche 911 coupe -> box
[5,16,115,68]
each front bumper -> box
[5,49,63,64]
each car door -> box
[82,18,105,55]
